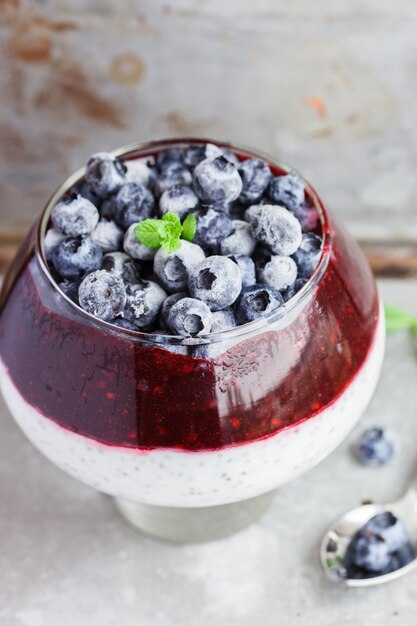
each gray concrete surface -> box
[1,279,417,625]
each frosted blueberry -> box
[85,153,126,199]
[123,280,167,328]
[100,196,116,221]
[125,159,154,187]
[44,228,65,260]
[249,205,302,256]
[154,163,192,197]
[188,256,242,311]
[282,277,308,302]
[221,149,240,168]
[102,251,140,284]
[258,256,298,292]
[52,236,103,279]
[355,427,394,466]
[78,270,126,321]
[156,148,184,171]
[211,308,237,332]
[123,223,157,261]
[182,143,222,168]
[51,195,99,237]
[159,292,187,329]
[293,203,320,233]
[238,158,271,204]
[114,182,155,229]
[167,297,213,336]
[154,240,205,293]
[228,254,256,287]
[159,184,199,220]
[73,181,100,206]
[269,172,305,211]
[361,513,409,553]
[235,284,283,323]
[90,219,123,252]
[292,232,322,279]
[219,220,256,256]
[193,156,242,204]
[194,207,233,251]
[244,204,263,225]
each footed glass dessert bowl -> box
[0,138,385,542]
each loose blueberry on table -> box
[46,143,323,350]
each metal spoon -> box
[320,484,417,586]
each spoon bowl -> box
[320,487,417,586]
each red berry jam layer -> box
[0,213,379,452]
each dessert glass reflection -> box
[0,139,385,542]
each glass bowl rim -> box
[35,136,332,346]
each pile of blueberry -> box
[45,143,322,350]
[344,512,415,578]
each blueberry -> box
[99,196,117,221]
[193,156,243,204]
[361,513,409,553]
[159,292,187,329]
[73,181,100,206]
[194,207,234,251]
[167,297,213,336]
[282,277,308,302]
[219,219,256,256]
[351,534,391,572]
[249,205,302,256]
[52,236,103,279]
[238,158,272,204]
[123,280,167,328]
[44,227,65,260]
[156,148,184,171]
[182,143,222,168]
[114,183,155,229]
[51,195,99,237]
[355,427,394,466]
[110,317,139,331]
[154,240,205,293]
[221,149,240,168]
[159,184,199,220]
[102,251,140,284]
[58,280,80,305]
[235,284,284,323]
[292,233,322,279]
[228,255,256,287]
[211,308,237,332]
[154,163,192,197]
[85,153,126,199]
[258,255,298,292]
[269,172,305,211]
[188,256,242,311]
[90,219,123,252]
[78,270,126,321]
[123,223,157,262]
[125,159,154,187]
[293,203,320,233]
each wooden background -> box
[1,0,417,273]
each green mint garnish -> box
[181,213,196,242]
[384,304,417,337]
[135,211,196,253]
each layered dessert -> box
[0,139,384,508]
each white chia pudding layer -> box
[0,299,385,508]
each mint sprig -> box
[134,212,196,253]
[384,304,417,337]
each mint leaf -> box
[384,304,417,334]
[134,220,165,248]
[181,213,196,242]
[160,212,182,253]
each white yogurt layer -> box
[0,301,385,508]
